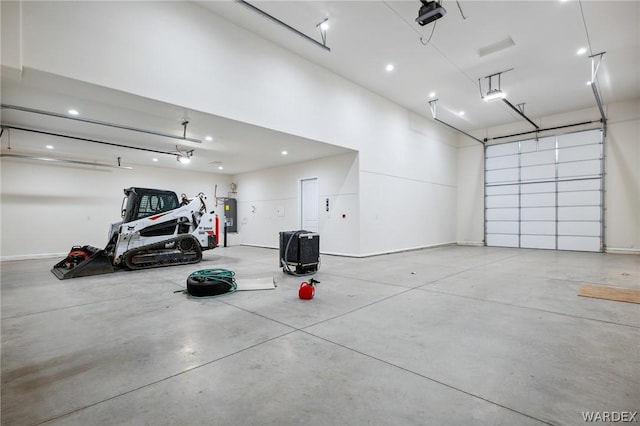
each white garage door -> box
[485,128,604,252]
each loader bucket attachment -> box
[52,245,116,280]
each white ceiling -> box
[1,70,353,173]
[1,1,638,173]
[200,0,639,129]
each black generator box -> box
[279,230,320,275]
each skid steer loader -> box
[52,187,218,279]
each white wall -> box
[1,145,232,259]
[456,100,640,252]
[456,141,485,245]
[0,1,22,79]
[4,1,460,257]
[604,100,640,252]
[233,153,359,255]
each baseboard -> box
[1,252,67,262]
[238,243,277,250]
[456,241,485,247]
[605,247,640,255]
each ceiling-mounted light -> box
[68,109,79,116]
[176,147,193,164]
[483,89,507,102]
[386,63,395,72]
[478,68,512,102]
[479,69,539,129]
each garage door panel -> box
[486,221,519,234]
[558,206,601,221]
[558,160,601,178]
[557,129,602,148]
[558,221,601,237]
[521,164,556,181]
[520,182,555,194]
[521,235,556,249]
[521,207,555,221]
[486,185,519,196]
[486,195,519,208]
[486,168,519,184]
[521,150,555,167]
[558,144,601,162]
[521,137,555,153]
[486,143,519,157]
[558,236,601,252]
[557,191,601,207]
[486,155,518,170]
[521,221,555,235]
[486,234,519,247]
[521,192,555,207]
[558,179,601,192]
[486,208,519,221]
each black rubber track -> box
[123,235,202,270]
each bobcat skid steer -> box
[52,187,218,279]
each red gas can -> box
[298,278,319,300]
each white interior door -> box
[300,177,319,232]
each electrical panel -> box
[224,198,237,232]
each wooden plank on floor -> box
[578,285,640,304]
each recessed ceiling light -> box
[320,21,329,31]
[385,63,394,72]
[68,109,79,116]
[46,145,54,149]
[576,47,587,55]
[429,92,436,98]
[281,150,288,156]
[152,158,159,162]
[205,136,213,141]
[218,166,224,170]
[459,111,465,116]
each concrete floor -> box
[1,245,638,425]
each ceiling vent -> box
[478,36,516,58]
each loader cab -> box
[121,187,180,224]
